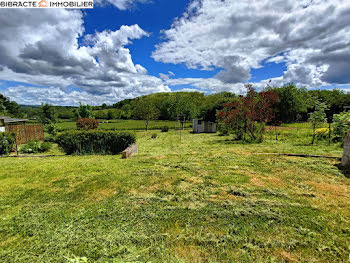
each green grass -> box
[0,126,349,262]
[57,119,192,132]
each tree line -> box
[1,84,350,125]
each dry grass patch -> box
[306,181,348,197]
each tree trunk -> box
[275,125,278,140]
[311,125,316,145]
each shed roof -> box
[0,116,28,124]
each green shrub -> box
[0,133,15,155]
[161,126,169,132]
[333,111,350,140]
[43,135,55,143]
[151,133,157,139]
[315,128,329,141]
[45,123,58,137]
[56,130,136,155]
[20,141,52,154]
[218,123,229,136]
[40,142,52,152]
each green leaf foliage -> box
[39,104,57,124]
[0,132,15,155]
[56,130,136,155]
[74,103,94,119]
[20,141,52,154]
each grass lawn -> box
[56,120,192,132]
[0,128,349,262]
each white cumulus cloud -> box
[153,0,350,90]
[0,9,170,105]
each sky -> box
[0,0,350,106]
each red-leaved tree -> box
[218,84,278,142]
[76,118,99,131]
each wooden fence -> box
[5,124,44,145]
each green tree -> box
[45,123,58,137]
[309,101,327,144]
[332,111,350,140]
[121,104,132,119]
[268,84,309,123]
[200,92,236,122]
[0,94,21,117]
[39,104,57,124]
[57,108,75,120]
[107,110,115,120]
[94,110,107,120]
[132,98,159,131]
[74,103,94,119]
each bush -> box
[43,135,56,143]
[56,130,136,155]
[40,142,52,152]
[151,133,157,139]
[45,123,58,137]
[20,141,52,154]
[0,133,15,155]
[76,118,99,131]
[316,128,329,141]
[333,111,350,139]
[161,126,169,132]
[107,110,115,120]
[218,123,229,136]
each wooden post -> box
[15,137,18,156]
[342,131,350,167]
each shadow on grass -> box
[334,163,350,179]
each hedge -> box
[56,130,136,155]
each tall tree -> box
[74,103,94,119]
[132,98,159,131]
[0,94,21,117]
[268,84,309,123]
[218,84,278,142]
[309,101,327,144]
[39,104,57,124]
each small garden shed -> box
[0,116,27,132]
[0,116,44,144]
[193,119,217,133]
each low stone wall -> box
[342,131,350,167]
[122,143,138,159]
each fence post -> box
[15,136,18,156]
[24,123,28,143]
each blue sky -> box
[82,1,222,80]
[0,1,349,105]
[83,1,288,83]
